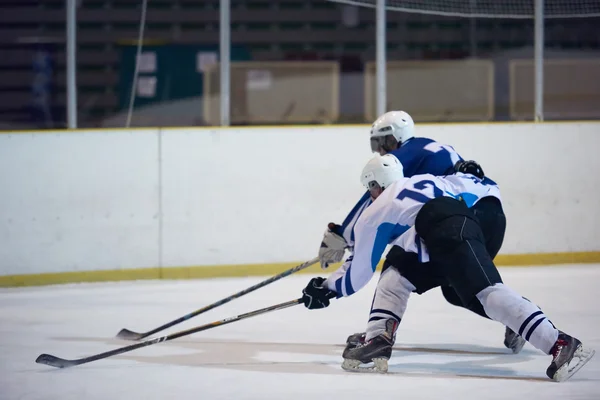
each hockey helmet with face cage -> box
[360,154,404,193]
[370,111,415,153]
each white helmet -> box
[360,154,404,190]
[370,111,415,153]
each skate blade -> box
[341,358,388,373]
[552,345,595,382]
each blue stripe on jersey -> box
[482,177,497,186]
[458,192,479,207]
[335,277,343,297]
[415,234,423,263]
[371,223,409,271]
[340,191,371,234]
[333,272,356,297]
[344,266,355,295]
[389,228,405,243]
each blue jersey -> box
[325,173,502,297]
[338,137,496,247]
[394,137,461,177]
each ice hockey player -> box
[302,154,595,382]
[318,110,525,354]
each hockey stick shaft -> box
[36,298,303,369]
[116,256,319,340]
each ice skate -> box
[345,332,366,348]
[341,319,397,373]
[504,326,526,354]
[546,331,595,382]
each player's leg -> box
[440,285,490,318]
[439,196,504,310]
[344,247,432,349]
[416,197,595,382]
[471,196,527,353]
[476,284,594,381]
[439,196,505,310]
[439,196,525,352]
[439,284,525,352]
[342,248,443,373]
[341,263,409,373]
[365,246,443,342]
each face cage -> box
[370,135,399,154]
[370,136,385,153]
[367,180,383,198]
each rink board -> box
[1,251,600,287]
[1,121,599,287]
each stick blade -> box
[116,328,145,341]
[35,353,79,369]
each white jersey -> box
[324,173,501,297]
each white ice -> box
[1,264,599,400]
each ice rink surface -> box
[1,264,599,400]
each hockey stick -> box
[36,298,303,369]
[115,256,320,340]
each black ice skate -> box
[546,331,595,382]
[345,332,366,349]
[341,319,397,373]
[504,326,526,354]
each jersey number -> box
[397,180,442,203]
[424,142,461,165]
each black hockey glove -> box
[301,277,337,310]
[454,160,485,179]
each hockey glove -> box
[454,160,485,179]
[302,277,337,310]
[318,223,347,269]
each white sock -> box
[365,267,415,341]
[476,283,559,354]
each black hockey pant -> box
[385,196,503,315]
[440,196,506,319]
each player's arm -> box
[301,217,384,309]
[454,159,485,179]
[302,205,399,310]
[339,191,372,242]
[318,191,371,269]
[323,216,386,297]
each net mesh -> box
[328,0,600,19]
